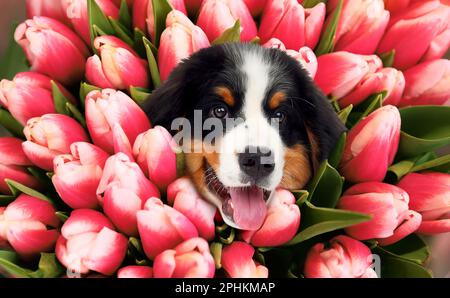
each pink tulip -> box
[153,237,215,278]
[259,1,325,50]
[327,0,390,55]
[61,0,120,44]
[383,0,421,15]
[133,126,181,190]
[85,88,151,154]
[241,189,300,247]
[52,142,109,209]
[397,172,450,235]
[339,105,400,183]
[166,177,216,240]
[86,35,150,90]
[399,59,450,107]
[159,10,210,81]
[26,0,70,25]
[133,0,186,40]
[0,194,59,259]
[197,0,257,42]
[377,1,450,70]
[243,0,267,16]
[97,153,160,236]
[22,114,89,171]
[263,39,318,78]
[304,235,377,278]
[221,241,268,278]
[315,52,381,100]
[117,266,153,278]
[340,67,406,107]
[56,209,127,276]
[137,198,198,260]
[0,137,42,194]
[14,17,90,85]
[0,72,76,125]
[112,0,134,7]
[338,182,422,246]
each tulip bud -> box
[383,0,418,15]
[15,17,90,86]
[137,198,198,259]
[158,10,210,81]
[339,105,401,183]
[304,235,378,278]
[0,194,59,259]
[241,189,300,247]
[327,0,390,55]
[338,182,422,245]
[86,35,150,90]
[0,72,76,125]
[340,67,406,107]
[243,0,267,16]
[377,1,450,70]
[221,241,268,278]
[22,114,89,171]
[0,137,42,194]
[85,89,151,154]
[97,153,160,235]
[56,209,128,276]
[117,266,153,278]
[197,0,257,42]
[153,237,215,278]
[399,59,450,107]
[133,126,181,190]
[26,0,70,25]
[315,52,379,99]
[61,0,120,44]
[133,0,187,41]
[166,178,216,240]
[259,1,325,50]
[52,142,109,209]
[397,172,450,235]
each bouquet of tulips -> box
[0,0,449,279]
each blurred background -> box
[0,0,449,277]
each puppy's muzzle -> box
[238,146,275,184]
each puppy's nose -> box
[238,146,275,179]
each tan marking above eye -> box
[268,91,287,110]
[215,86,235,107]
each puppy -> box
[143,43,345,231]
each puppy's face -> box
[144,44,345,231]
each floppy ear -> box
[142,65,189,131]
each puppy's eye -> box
[210,105,229,119]
[272,111,286,123]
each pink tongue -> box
[229,187,267,231]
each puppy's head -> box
[143,43,345,230]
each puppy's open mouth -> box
[205,162,271,231]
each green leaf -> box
[249,36,261,44]
[380,49,395,68]
[292,190,309,206]
[119,0,132,29]
[151,0,173,47]
[381,234,430,264]
[55,211,69,222]
[88,0,115,46]
[307,161,344,208]
[130,86,151,105]
[209,242,223,269]
[0,24,29,80]
[411,154,450,173]
[302,0,327,8]
[314,0,343,56]
[285,201,371,246]
[29,253,64,278]
[0,108,24,138]
[398,105,450,158]
[347,92,384,128]
[79,82,101,106]
[176,150,185,178]
[373,246,432,278]
[66,102,87,128]
[128,237,145,257]
[212,20,241,45]
[337,104,353,124]
[328,133,346,168]
[109,17,134,46]
[388,152,450,181]
[0,254,31,278]
[143,37,161,88]
[133,28,148,57]
[5,179,53,204]
[51,81,71,116]
[0,195,16,206]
